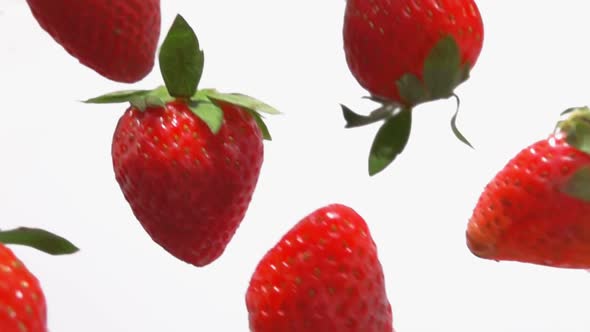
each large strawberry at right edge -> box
[466,107,590,269]
[25,0,161,83]
[341,0,484,175]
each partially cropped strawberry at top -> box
[85,15,279,267]
[0,227,79,332]
[466,106,590,269]
[340,0,484,176]
[246,204,394,332]
[25,0,161,83]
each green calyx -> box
[84,14,279,140]
[0,227,79,255]
[397,36,471,107]
[340,36,473,176]
[555,106,590,155]
[556,106,590,201]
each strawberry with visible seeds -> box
[340,0,485,175]
[86,15,279,267]
[0,227,78,332]
[246,204,394,332]
[26,0,161,83]
[0,243,46,332]
[466,106,590,268]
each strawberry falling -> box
[85,14,279,267]
[467,106,590,269]
[341,0,484,175]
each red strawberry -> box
[246,204,394,332]
[340,0,485,175]
[466,106,590,268]
[0,243,47,332]
[112,99,264,266]
[343,0,484,104]
[86,15,278,267]
[26,0,161,83]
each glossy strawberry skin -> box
[26,0,161,83]
[246,204,393,332]
[343,0,484,103]
[112,100,263,267]
[0,243,47,332]
[467,133,590,268]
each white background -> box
[2,1,590,331]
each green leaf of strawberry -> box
[83,89,153,104]
[555,106,590,155]
[423,36,465,101]
[396,73,427,106]
[188,99,223,134]
[341,104,395,128]
[245,110,272,140]
[205,90,281,115]
[450,95,473,148]
[562,166,590,202]
[0,228,79,255]
[369,109,412,175]
[84,86,174,111]
[85,13,277,140]
[158,14,204,98]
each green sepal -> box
[159,14,205,99]
[450,94,474,149]
[368,109,412,176]
[395,36,470,108]
[341,104,397,128]
[562,166,590,201]
[423,36,466,100]
[84,86,173,111]
[246,110,272,140]
[555,106,590,155]
[83,89,152,104]
[205,90,280,115]
[188,99,224,134]
[201,90,278,140]
[397,74,427,106]
[0,227,79,255]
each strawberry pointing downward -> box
[341,0,484,175]
[246,204,394,332]
[467,107,590,269]
[26,0,161,84]
[85,15,279,267]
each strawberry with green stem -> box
[0,227,78,331]
[467,106,590,269]
[85,14,279,267]
[341,0,484,175]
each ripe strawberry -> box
[246,204,394,332]
[0,243,47,332]
[343,0,484,104]
[340,0,485,175]
[466,106,590,268]
[86,15,278,267]
[112,99,264,266]
[26,0,161,83]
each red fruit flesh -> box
[343,0,484,103]
[112,100,263,266]
[246,204,393,332]
[26,0,161,83]
[467,134,590,268]
[0,244,47,332]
